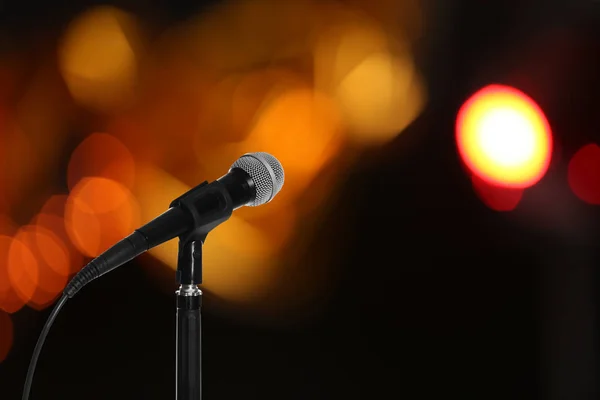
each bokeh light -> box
[314,14,425,144]
[0,216,25,314]
[0,121,40,210]
[58,6,142,113]
[35,195,85,274]
[245,88,343,202]
[471,174,524,212]
[568,143,600,205]
[0,311,13,363]
[9,225,70,310]
[7,234,39,306]
[67,133,136,190]
[65,177,141,257]
[456,84,553,189]
[173,0,322,73]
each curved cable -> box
[22,294,69,400]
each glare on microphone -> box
[456,84,553,189]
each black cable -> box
[22,294,69,400]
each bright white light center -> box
[478,108,536,167]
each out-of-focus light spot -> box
[16,66,73,157]
[314,19,424,143]
[336,52,424,142]
[315,20,390,93]
[196,69,304,147]
[9,226,70,310]
[67,133,136,190]
[456,84,553,189]
[7,236,39,305]
[246,88,343,205]
[175,0,321,73]
[346,0,424,40]
[134,164,280,303]
[35,214,84,275]
[202,215,278,303]
[58,6,141,113]
[107,117,159,164]
[33,200,85,274]
[133,164,187,277]
[471,174,524,212]
[568,143,600,205]
[65,177,141,257]
[1,121,39,209]
[0,311,13,363]
[0,217,25,314]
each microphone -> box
[63,152,285,298]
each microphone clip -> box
[170,180,235,285]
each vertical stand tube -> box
[176,285,202,400]
[176,240,204,400]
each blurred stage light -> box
[0,217,19,312]
[0,311,13,364]
[246,87,343,202]
[9,225,70,310]
[0,217,26,314]
[65,177,141,257]
[345,0,424,39]
[568,143,600,205]
[34,195,84,274]
[33,212,84,275]
[336,51,424,142]
[456,84,553,189]
[1,120,40,209]
[313,14,425,144]
[7,235,39,307]
[471,174,524,212]
[196,69,304,146]
[67,133,136,190]
[173,0,321,72]
[58,6,142,113]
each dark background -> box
[1,0,600,399]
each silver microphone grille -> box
[230,152,285,207]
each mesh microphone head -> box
[230,152,285,207]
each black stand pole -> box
[169,179,237,400]
[176,240,203,400]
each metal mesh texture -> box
[230,152,285,206]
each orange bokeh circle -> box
[8,225,71,309]
[65,177,141,257]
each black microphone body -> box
[64,167,256,297]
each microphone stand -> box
[171,181,235,400]
[176,240,203,400]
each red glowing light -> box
[568,143,600,205]
[456,84,552,188]
[471,174,524,212]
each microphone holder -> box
[171,181,235,400]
